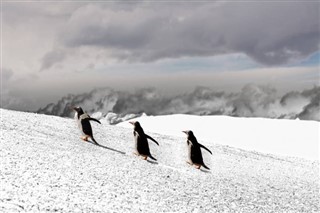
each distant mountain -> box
[37,85,320,123]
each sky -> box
[1,1,319,111]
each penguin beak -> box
[70,106,77,111]
[182,131,188,135]
[129,121,135,125]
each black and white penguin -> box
[183,130,212,170]
[72,106,101,145]
[129,121,159,161]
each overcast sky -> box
[1,1,319,111]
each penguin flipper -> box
[87,118,101,124]
[146,134,159,146]
[200,144,212,155]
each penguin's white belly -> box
[74,112,83,134]
[187,142,193,162]
[133,133,139,152]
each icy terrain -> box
[1,108,319,212]
[117,114,319,161]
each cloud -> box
[37,85,320,123]
[298,87,320,120]
[2,2,319,113]
[1,68,14,81]
[1,68,19,109]
[0,67,41,110]
[40,49,67,71]
[45,1,320,66]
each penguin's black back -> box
[81,119,93,137]
[188,136,205,166]
[134,128,151,156]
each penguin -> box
[183,130,212,170]
[72,106,101,145]
[129,121,159,161]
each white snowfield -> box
[117,114,319,161]
[1,109,319,213]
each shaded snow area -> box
[1,109,319,212]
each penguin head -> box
[183,130,198,143]
[129,121,143,132]
[72,106,84,115]
[183,130,196,139]
[183,130,194,136]
[129,121,141,128]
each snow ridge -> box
[37,85,320,122]
[1,109,319,212]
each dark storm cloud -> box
[49,1,320,65]
[37,85,320,123]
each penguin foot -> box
[139,155,148,160]
[81,136,89,141]
[194,164,201,169]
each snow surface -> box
[1,108,319,212]
[117,114,319,161]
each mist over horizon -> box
[2,2,319,122]
[35,84,320,123]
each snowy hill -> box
[1,109,319,212]
[117,114,319,161]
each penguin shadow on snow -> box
[146,159,158,165]
[199,168,211,173]
[87,140,126,155]
[96,143,126,155]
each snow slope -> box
[1,109,319,212]
[117,114,319,161]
